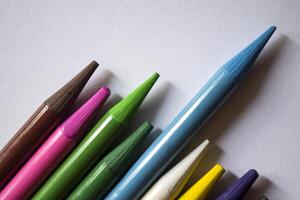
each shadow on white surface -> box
[245,176,274,200]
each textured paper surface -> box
[0,1,299,199]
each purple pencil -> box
[216,169,259,200]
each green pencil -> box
[32,73,159,200]
[67,121,153,200]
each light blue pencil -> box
[105,26,276,200]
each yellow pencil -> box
[179,164,225,200]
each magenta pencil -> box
[0,87,110,200]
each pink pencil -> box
[0,87,110,200]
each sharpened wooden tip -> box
[46,61,99,114]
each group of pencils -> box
[0,26,276,200]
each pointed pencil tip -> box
[62,87,110,138]
[109,73,159,125]
[263,26,276,39]
[269,26,277,32]
[179,164,224,200]
[223,26,276,81]
[46,61,99,114]
[216,169,259,200]
[103,121,153,173]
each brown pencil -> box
[0,61,98,190]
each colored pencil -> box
[0,61,98,190]
[216,169,259,200]
[105,26,276,200]
[67,121,153,200]
[179,164,225,200]
[32,73,159,200]
[0,87,110,200]
[142,140,209,200]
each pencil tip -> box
[103,121,153,173]
[62,87,110,138]
[269,26,277,31]
[179,164,224,200]
[109,73,159,125]
[91,60,99,66]
[223,26,276,81]
[46,61,99,114]
[216,169,259,200]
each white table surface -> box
[0,1,299,199]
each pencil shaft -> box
[0,105,58,189]
[68,162,116,200]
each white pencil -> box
[141,139,210,200]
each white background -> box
[0,1,299,199]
